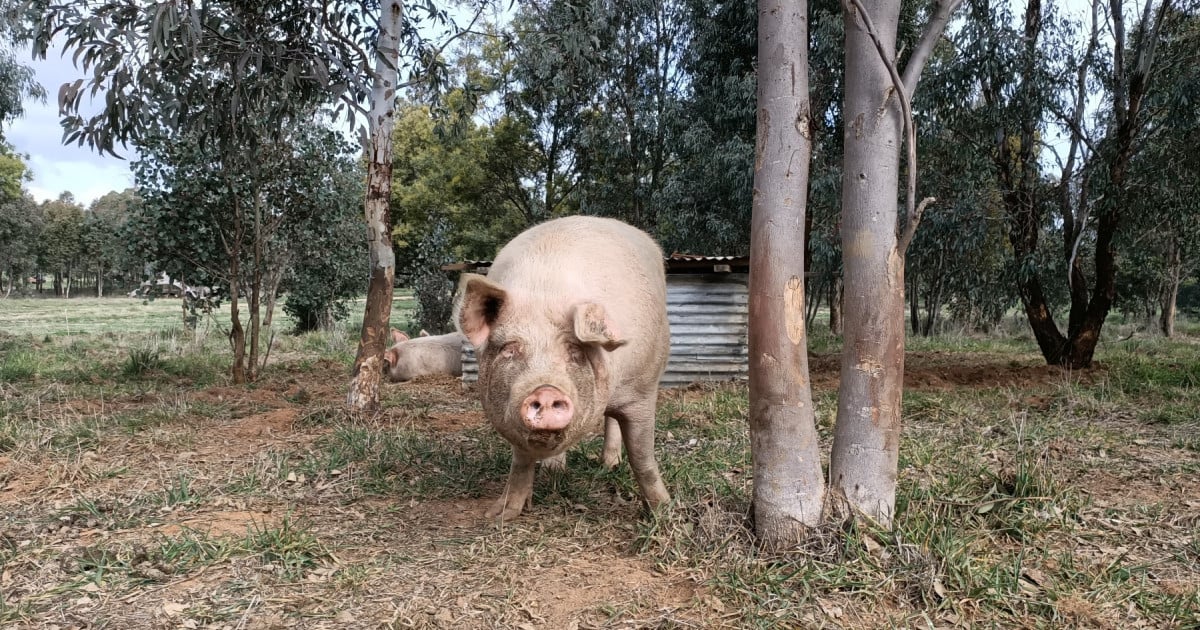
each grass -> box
[0,294,415,337]
[0,298,1196,627]
[294,422,512,497]
[0,349,39,381]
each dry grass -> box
[0,302,1198,628]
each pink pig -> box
[455,216,671,519]
[383,329,465,382]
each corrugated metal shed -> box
[455,254,749,388]
[660,273,748,386]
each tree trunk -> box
[830,0,957,525]
[346,1,404,414]
[830,275,843,336]
[228,192,247,385]
[805,276,825,328]
[248,189,263,382]
[747,0,825,546]
[908,272,919,334]
[97,264,104,298]
[258,212,287,371]
[830,0,906,526]
[1159,236,1180,337]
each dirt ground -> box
[1,351,1195,629]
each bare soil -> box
[1,355,1195,629]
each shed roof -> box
[442,253,749,275]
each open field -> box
[0,295,418,338]
[1,299,1198,628]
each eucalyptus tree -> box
[832,0,959,525]
[748,0,823,545]
[1112,5,1200,336]
[38,192,84,297]
[490,0,607,224]
[82,189,140,297]
[944,0,1179,367]
[570,0,688,234]
[657,0,756,255]
[31,1,470,400]
[130,116,365,378]
[0,0,44,139]
[0,148,39,295]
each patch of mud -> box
[227,408,296,438]
[192,385,284,406]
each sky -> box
[4,1,495,209]
[7,45,137,207]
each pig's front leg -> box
[487,448,536,520]
[612,401,670,508]
[540,453,567,471]
[601,416,623,470]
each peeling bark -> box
[749,0,824,546]
[346,1,403,414]
[831,0,958,527]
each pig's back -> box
[489,217,669,387]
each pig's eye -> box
[499,342,521,359]
[567,343,586,364]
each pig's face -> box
[382,329,411,382]
[456,275,624,457]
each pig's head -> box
[382,329,411,382]
[455,273,625,457]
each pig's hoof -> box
[541,453,567,471]
[485,496,525,521]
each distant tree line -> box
[390,0,1200,350]
[1,0,1196,378]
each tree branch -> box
[394,4,487,91]
[900,0,963,98]
[842,0,930,254]
[899,196,936,253]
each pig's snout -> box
[521,386,574,431]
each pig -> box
[383,328,465,382]
[384,329,618,471]
[454,216,670,520]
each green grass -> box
[297,423,512,497]
[244,515,329,580]
[121,345,165,377]
[0,349,40,381]
[0,294,415,337]
[0,299,1197,627]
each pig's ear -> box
[455,273,507,348]
[418,329,430,337]
[390,329,409,344]
[573,303,627,352]
[384,346,400,372]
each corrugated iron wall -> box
[460,273,748,387]
[661,273,748,386]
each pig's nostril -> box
[552,401,568,411]
[530,401,541,412]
